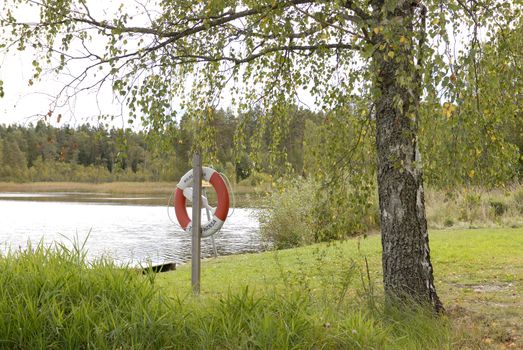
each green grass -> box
[158,228,523,349]
[0,242,450,349]
[1,228,521,349]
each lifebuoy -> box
[174,167,230,237]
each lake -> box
[0,192,262,266]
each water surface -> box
[0,193,262,266]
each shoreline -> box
[0,181,177,194]
[0,181,267,207]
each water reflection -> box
[0,195,262,266]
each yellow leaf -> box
[399,36,407,44]
[469,170,475,178]
[442,102,456,118]
[387,51,395,59]
[373,27,381,34]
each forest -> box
[0,107,324,183]
[1,102,520,186]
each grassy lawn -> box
[1,224,521,348]
[158,228,523,349]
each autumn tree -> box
[2,0,521,311]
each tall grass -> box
[259,177,523,249]
[425,185,523,229]
[0,241,453,349]
[0,242,176,348]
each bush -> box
[489,200,508,217]
[459,192,482,223]
[513,186,523,214]
[258,177,316,249]
[444,218,454,227]
[258,177,379,249]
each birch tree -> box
[1,0,521,312]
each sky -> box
[0,49,123,127]
[0,0,482,128]
[0,1,150,128]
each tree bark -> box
[372,1,443,312]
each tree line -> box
[0,107,323,183]
[1,101,520,186]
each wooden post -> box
[191,153,202,294]
[202,187,218,258]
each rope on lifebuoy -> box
[173,167,230,237]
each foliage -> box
[258,177,316,249]
[259,176,380,248]
[0,0,521,188]
[2,0,520,162]
[303,106,378,241]
[420,19,523,188]
[0,107,321,182]
[0,122,170,182]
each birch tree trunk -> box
[372,0,443,313]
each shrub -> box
[489,200,508,217]
[258,177,316,249]
[459,192,482,223]
[513,186,523,214]
[258,177,379,249]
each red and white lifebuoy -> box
[174,167,230,237]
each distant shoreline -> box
[0,181,267,207]
[0,181,177,194]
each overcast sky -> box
[0,0,480,128]
[0,1,152,128]
[0,49,123,127]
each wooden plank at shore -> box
[141,262,176,274]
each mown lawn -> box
[159,228,523,349]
